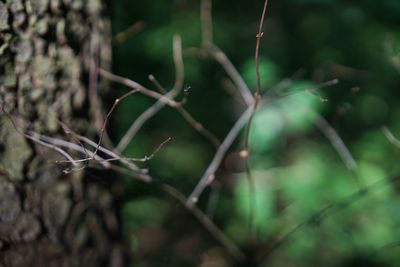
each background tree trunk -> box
[0,0,123,266]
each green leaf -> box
[249,81,325,152]
[242,57,281,91]
[234,172,275,237]
[250,105,284,152]
[278,81,324,132]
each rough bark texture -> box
[0,0,123,266]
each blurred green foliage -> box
[107,0,400,266]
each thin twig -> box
[105,164,152,184]
[60,122,92,166]
[221,78,247,105]
[26,133,79,167]
[208,45,255,106]
[200,0,254,106]
[72,133,148,175]
[285,91,359,187]
[113,21,146,43]
[115,89,178,152]
[60,137,171,164]
[383,36,400,74]
[148,74,167,93]
[255,0,269,96]
[188,106,254,205]
[200,0,213,46]
[104,163,246,261]
[242,0,270,241]
[99,69,182,108]
[186,79,340,206]
[32,121,150,181]
[31,131,153,182]
[149,74,221,149]
[115,35,184,152]
[92,88,140,158]
[172,35,185,91]
[26,131,108,166]
[89,29,114,149]
[312,113,359,183]
[382,126,400,148]
[175,107,220,148]
[116,36,220,152]
[1,109,81,169]
[158,182,246,262]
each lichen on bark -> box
[0,0,122,266]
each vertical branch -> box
[242,0,270,241]
[172,35,185,91]
[92,89,139,158]
[255,0,269,96]
[201,0,213,46]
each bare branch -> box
[116,36,220,152]
[115,89,177,152]
[172,34,185,91]
[106,163,246,261]
[105,137,171,163]
[159,182,246,262]
[288,96,359,187]
[221,78,247,105]
[313,114,358,173]
[383,35,400,74]
[175,107,221,148]
[26,133,79,168]
[241,0,270,241]
[200,0,213,46]
[72,134,153,179]
[188,106,254,205]
[89,30,114,149]
[382,126,400,148]
[148,74,167,93]
[115,35,185,152]
[116,35,184,152]
[99,68,182,108]
[58,138,170,164]
[92,88,140,158]
[200,0,254,106]
[208,45,255,106]
[113,21,145,43]
[255,0,269,96]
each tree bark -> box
[0,0,123,266]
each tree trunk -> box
[0,0,123,266]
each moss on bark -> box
[0,0,122,266]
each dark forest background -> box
[106,1,400,266]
